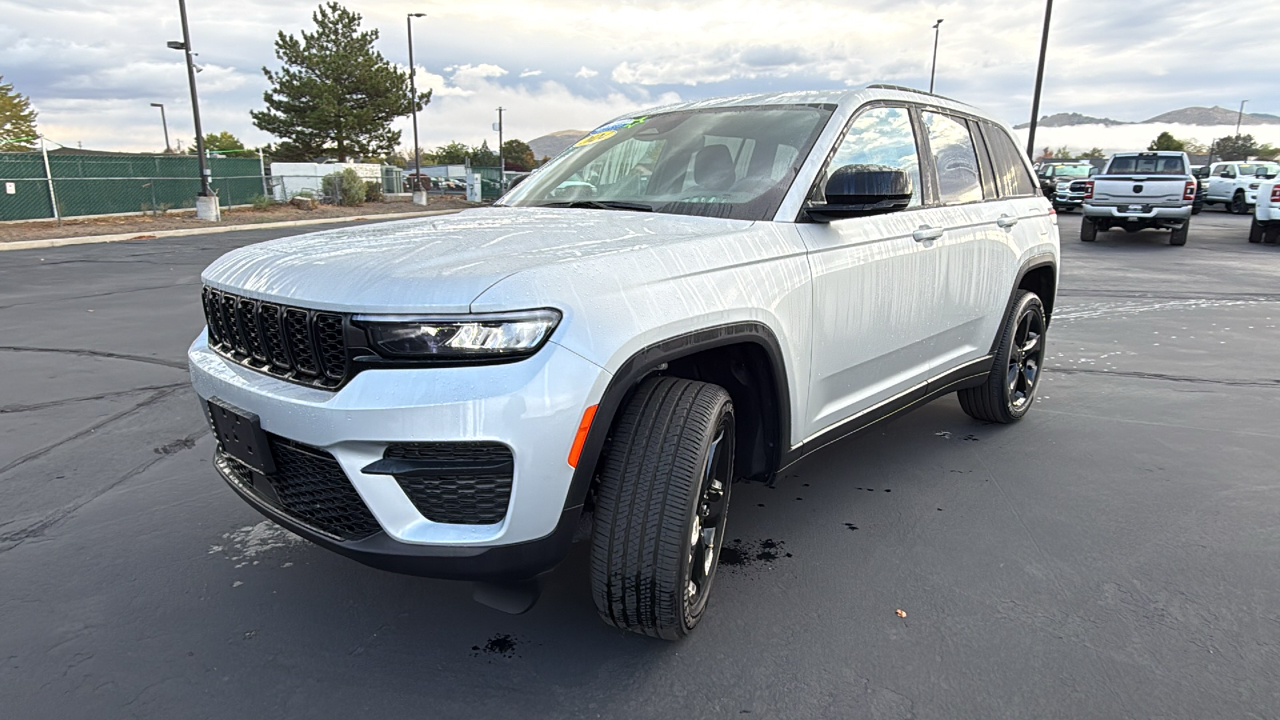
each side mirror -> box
[507,174,528,190]
[806,165,912,222]
[1089,167,1100,177]
[1220,171,1232,178]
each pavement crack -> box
[0,345,188,370]
[0,383,187,414]
[1050,366,1280,389]
[0,282,190,311]
[0,386,185,478]
[0,426,208,550]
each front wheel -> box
[1230,192,1249,215]
[958,290,1046,424]
[590,377,735,640]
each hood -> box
[201,206,752,313]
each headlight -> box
[355,309,561,359]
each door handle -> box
[996,214,1019,228]
[912,226,944,242]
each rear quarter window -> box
[981,123,1037,197]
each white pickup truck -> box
[1250,178,1280,244]
[1081,151,1196,245]
[1204,161,1280,214]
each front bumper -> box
[1053,192,1085,207]
[190,332,611,579]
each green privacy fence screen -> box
[0,153,265,222]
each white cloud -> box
[4,0,1275,155]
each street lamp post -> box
[495,106,504,192]
[169,0,217,220]
[150,103,172,153]
[1235,100,1249,138]
[407,12,426,205]
[1025,0,1054,159]
[929,19,943,94]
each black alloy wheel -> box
[685,414,734,625]
[958,290,1047,424]
[590,376,736,640]
[1006,305,1045,413]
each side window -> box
[982,123,1038,197]
[968,119,999,200]
[825,106,922,207]
[922,111,982,204]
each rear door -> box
[916,112,1034,373]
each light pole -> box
[1025,0,1054,159]
[495,106,504,192]
[929,19,943,94]
[150,103,172,153]
[1235,100,1248,137]
[168,0,216,220]
[407,12,426,204]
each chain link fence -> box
[0,153,411,223]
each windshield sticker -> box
[572,116,650,148]
[573,129,617,147]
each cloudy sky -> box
[3,0,1275,154]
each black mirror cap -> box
[806,165,912,222]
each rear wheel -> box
[1080,218,1097,242]
[590,377,735,640]
[958,290,1046,424]
[1250,217,1264,243]
[1230,191,1249,215]
[1171,221,1188,246]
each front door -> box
[796,105,937,440]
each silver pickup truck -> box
[1081,151,1195,246]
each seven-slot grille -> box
[202,286,349,388]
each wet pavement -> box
[2,209,1278,718]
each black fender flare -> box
[562,321,792,511]
[989,253,1057,355]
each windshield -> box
[1050,165,1092,178]
[1239,163,1280,178]
[1107,155,1186,175]
[500,105,834,221]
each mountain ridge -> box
[1015,106,1280,129]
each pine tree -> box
[0,75,38,152]
[251,3,430,161]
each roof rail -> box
[865,84,974,107]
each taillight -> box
[1083,181,1094,200]
[1183,181,1196,201]
[1272,185,1280,203]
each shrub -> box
[364,180,384,203]
[322,168,366,206]
[250,194,273,211]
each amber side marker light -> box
[567,405,598,468]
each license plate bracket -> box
[206,397,276,475]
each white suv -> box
[190,86,1059,639]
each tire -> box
[1249,217,1264,243]
[1171,221,1188,246]
[590,376,735,640]
[1265,226,1280,245]
[1192,206,1202,215]
[1080,218,1097,242]
[958,290,1046,424]
[1230,191,1249,215]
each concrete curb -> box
[0,209,461,252]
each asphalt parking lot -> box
[2,208,1278,719]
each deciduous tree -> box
[1147,132,1186,152]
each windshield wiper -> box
[534,200,654,212]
